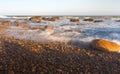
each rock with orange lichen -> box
[90,39,120,52]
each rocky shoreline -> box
[0,35,119,74]
[0,19,119,73]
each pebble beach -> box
[0,26,120,74]
[0,16,119,74]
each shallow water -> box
[48,19,120,44]
[3,16,120,45]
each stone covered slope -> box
[0,36,119,74]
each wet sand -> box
[0,35,119,74]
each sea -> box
[1,15,120,45]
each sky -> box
[0,0,120,15]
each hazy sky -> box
[0,0,120,15]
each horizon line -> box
[4,14,120,17]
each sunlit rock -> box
[29,16,42,22]
[90,39,120,52]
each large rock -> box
[90,39,120,52]
[15,22,23,27]
[70,19,80,22]
[0,21,12,26]
[44,25,53,29]
[29,16,42,22]
[83,18,94,21]
[94,20,104,23]
[43,17,59,21]
[15,21,30,28]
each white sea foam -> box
[3,18,120,49]
[0,15,9,18]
